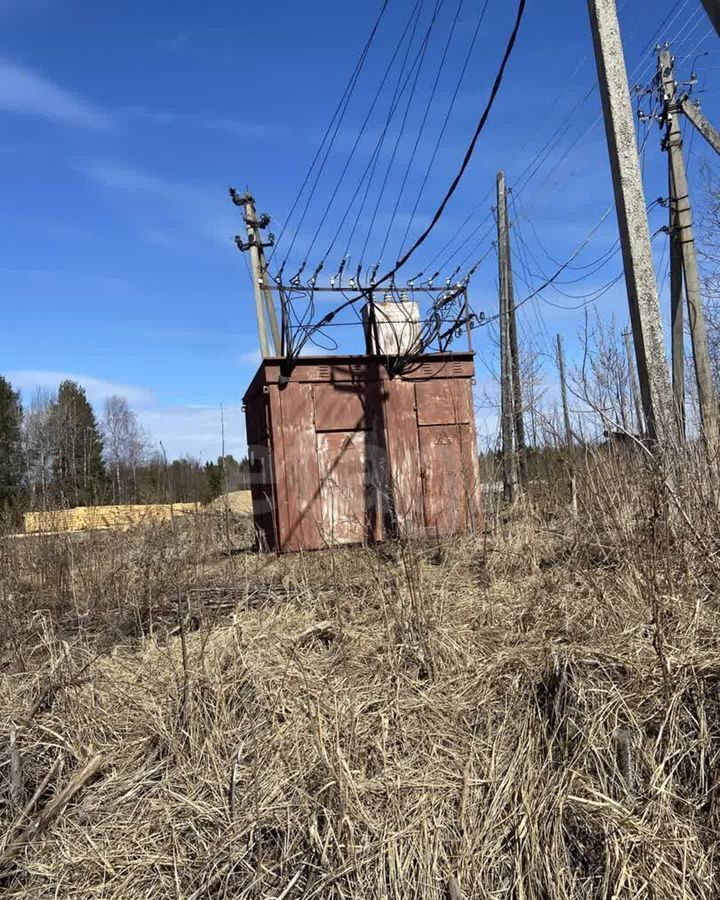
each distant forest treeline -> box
[0,376,249,514]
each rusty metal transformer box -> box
[242,353,482,551]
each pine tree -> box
[0,376,23,510]
[53,381,106,507]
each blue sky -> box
[1,0,718,456]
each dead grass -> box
[1,450,720,898]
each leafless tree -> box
[698,162,720,388]
[22,388,58,507]
[101,395,151,503]
[574,312,632,437]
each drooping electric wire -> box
[288,0,528,361]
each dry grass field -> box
[1,450,720,898]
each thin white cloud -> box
[160,30,191,51]
[0,57,113,130]
[78,161,173,195]
[76,159,237,250]
[139,405,246,461]
[0,0,51,13]
[203,117,284,139]
[8,370,154,409]
[238,350,262,366]
[121,105,283,138]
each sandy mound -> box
[209,490,253,515]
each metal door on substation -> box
[313,382,384,545]
[414,379,477,535]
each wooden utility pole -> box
[503,190,528,485]
[660,48,717,439]
[230,189,282,358]
[497,172,518,502]
[701,0,720,36]
[669,168,685,434]
[587,0,675,444]
[556,333,577,516]
[555,334,573,451]
[623,330,645,437]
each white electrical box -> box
[363,297,420,356]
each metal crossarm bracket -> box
[234,233,276,253]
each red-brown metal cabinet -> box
[242,353,482,551]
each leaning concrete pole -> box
[587,0,675,444]
[701,0,720,36]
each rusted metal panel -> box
[414,379,472,426]
[317,430,383,545]
[401,357,474,380]
[276,383,323,552]
[258,354,474,386]
[245,392,276,549]
[384,378,425,537]
[418,424,480,536]
[313,382,375,432]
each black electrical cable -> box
[337,0,430,268]
[289,0,527,362]
[480,202,615,326]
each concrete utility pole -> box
[497,172,518,502]
[669,168,685,434]
[701,0,720,36]
[230,190,282,358]
[555,334,573,451]
[660,48,717,439]
[587,0,675,444]
[623,330,645,437]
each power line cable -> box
[295,0,424,272]
[358,0,446,268]
[396,0,491,260]
[376,0,465,267]
[271,0,390,268]
[289,0,528,360]
[336,0,430,269]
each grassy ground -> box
[1,452,720,898]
